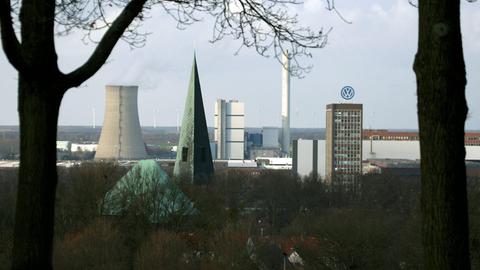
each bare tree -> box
[0,0,328,268]
[413,0,471,269]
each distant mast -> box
[281,51,291,155]
[153,109,157,129]
[92,108,96,129]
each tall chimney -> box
[281,52,291,155]
[95,85,148,160]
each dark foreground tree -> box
[0,0,327,269]
[414,0,471,268]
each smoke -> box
[110,57,165,91]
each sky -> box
[0,0,479,129]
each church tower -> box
[173,55,214,184]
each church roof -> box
[102,159,197,223]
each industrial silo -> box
[95,85,148,160]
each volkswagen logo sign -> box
[341,86,355,100]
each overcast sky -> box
[0,0,479,129]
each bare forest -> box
[1,165,480,269]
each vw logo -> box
[341,86,355,100]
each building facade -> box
[326,103,363,182]
[292,139,325,179]
[214,99,245,160]
[363,129,480,146]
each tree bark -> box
[414,0,470,269]
[11,77,64,270]
[2,0,146,268]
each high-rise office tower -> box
[281,52,291,155]
[214,99,245,160]
[173,56,214,184]
[95,85,147,160]
[325,103,363,183]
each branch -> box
[65,0,147,88]
[325,0,352,24]
[0,0,27,72]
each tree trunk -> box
[414,0,470,269]
[11,77,63,270]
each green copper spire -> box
[173,55,214,184]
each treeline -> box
[1,165,480,269]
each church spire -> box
[173,55,214,184]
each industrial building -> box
[173,56,214,184]
[363,129,480,146]
[247,133,263,148]
[214,99,245,160]
[95,85,148,160]
[262,127,279,148]
[292,139,325,178]
[293,138,480,178]
[325,103,363,182]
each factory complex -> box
[3,52,480,182]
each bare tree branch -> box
[0,0,27,72]
[64,0,147,88]
[325,0,352,24]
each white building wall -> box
[294,139,326,178]
[227,143,244,160]
[226,129,244,141]
[466,146,480,160]
[296,140,313,177]
[363,140,480,160]
[214,99,245,160]
[363,140,420,160]
[294,139,480,178]
[227,116,245,128]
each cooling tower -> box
[95,85,148,160]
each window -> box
[182,147,188,162]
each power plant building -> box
[262,127,279,148]
[173,56,214,184]
[326,103,363,182]
[214,99,245,160]
[95,85,147,160]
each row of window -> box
[334,160,361,165]
[334,111,362,117]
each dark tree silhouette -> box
[0,0,327,269]
[413,0,471,268]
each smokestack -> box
[281,52,291,155]
[95,85,148,160]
